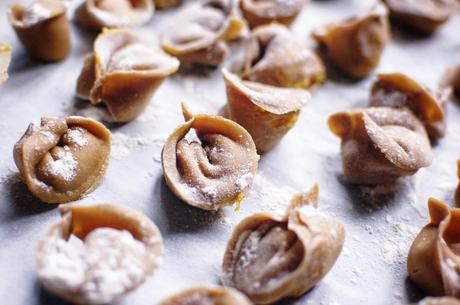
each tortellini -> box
[456,160,460,207]
[76,28,179,123]
[328,107,432,185]
[158,286,252,305]
[406,298,460,305]
[8,0,71,61]
[382,0,459,34]
[13,116,111,204]
[0,44,12,85]
[36,203,163,305]
[408,198,460,297]
[222,185,345,304]
[240,0,305,28]
[223,70,310,153]
[370,73,447,140]
[452,67,460,98]
[312,4,390,79]
[162,104,259,211]
[75,0,154,30]
[442,64,460,99]
[161,0,245,67]
[239,23,325,89]
[154,0,181,9]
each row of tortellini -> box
[3,0,459,73]
[2,0,308,62]
[6,19,319,209]
[5,0,460,208]
[33,186,345,304]
[13,108,460,305]
[2,0,459,96]
[10,107,342,303]
[12,114,460,303]
[2,0,459,130]
[15,68,460,208]
[28,159,460,305]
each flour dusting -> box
[46,149,78,182]
[111,133,167,160]
[38,228,151,304]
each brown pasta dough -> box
[158,286,253,305]
[154,0,181,9]
[408,198,460,297]
[453,67,460,97]
[161,0,245,67]
[382,0,459,34]
[8,0,70,61]
[222,185,345,304]
[239,23,325,89]
[240,0,305,28]
[0,44,12,85]
[75,0,154,30]
[76,28,179,123]
[312,4,390,79]
[370,73,447,140]
[402,298,460,305]
[223,70,310,153]
[162,104,259,211]
[13,116,111,204]
[441,65,460,99]
[328,107,432,185]
[36,203,163,305]
[425,298,460,305]
[456,160,460,208]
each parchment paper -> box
[1,1,460,304]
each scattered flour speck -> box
[111,133,167,160]
[250,173,296,214]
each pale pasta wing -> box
[0,44,12,85]
[76,29,179,122]
[240,0,306,28]
[75,0,154,30]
